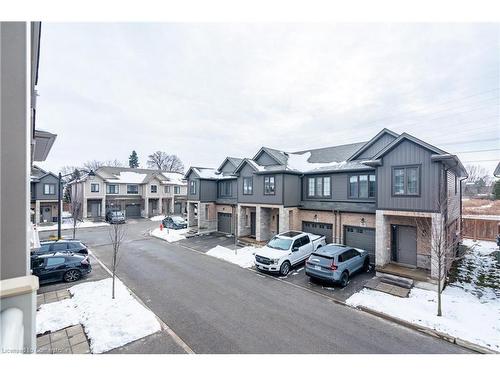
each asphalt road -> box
[64,220,471,354]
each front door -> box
[41,205,52,222]
[250,212,256,236]
[394,225,417,267]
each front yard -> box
[346,239,500,352]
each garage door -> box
[174,202,182,214]
[125,203,141,218]
[302,221,333,243]
[344,226,376,264]
[217,212,232,234]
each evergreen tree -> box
[129,150,139,168]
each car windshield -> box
[266,237,292,250]
[171,217,185,224]
[112,212,124,217]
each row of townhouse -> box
[70,166,188,219]
[185,128,467,287]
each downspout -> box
[333,209,337,243]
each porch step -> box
[364,277,411,298]
[379,274,414,289]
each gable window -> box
[90,183,99,193]
[164,185,171,193]
[243,177,253,195]
[127,184,139,194]
[174,186,180,194]
[43,183,56,195]
[307,176,331,198]
[219,181,232,197]
[264,176,275,195]
[392,166,420,196]
[349,174,376,198]
[150,185,157,193]
[189,180,196,195]
[107,184,119,194]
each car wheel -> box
[279,261,291,276]
[64,269,81,283]
[363,258,370,272]
[340,271,349,288]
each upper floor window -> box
[307,176,331,198]
[174,186,181,194]
[127,184,139,194]
[90,183,100,193]
[454,175,458,195]
[264,176,275,195]
[349,174,376,198]
[164,185,171,193]
[392,166,419,196]
[189,180,196,195]
[43,183,56,195]
[219,181,232,197]
[243,177,253,195]
[107,184,119,194]
[150,185,157,193]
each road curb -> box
[354,305,498,354]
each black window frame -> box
[150,184,158,193]
[218,180,232,198]
[306,176,332,199]
[189,180,196,195]
[174,186,180,194]
[348,174,376,199]
[164,185,171,193]
[90,183,100,193]
[107,184,119,194]
[43,183,56,195]
[127,184,139,194]
[391,165,421,197]
[243,177,253,195]
[264,175,276,195]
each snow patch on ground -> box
[150,215,166,222]
[37,219,109,232]
[347,240,500,351]
[36,278,160,353]
[151,227,188,242]
[206,245,257,268]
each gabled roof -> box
[184,166,234,180]
[494,162,500,178]
[253,147,288,165]
[30,165,59,182]
[372,132,448,160]
[294,141,367,163]
[347,128,399,161]
[217,156,244,173]
[234,158,266,174]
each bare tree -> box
[108,223,126,299]
[82,159,123,172]
[71,200,82,240]
[147,151,184,172]
[465,164,492,186]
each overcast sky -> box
[36,23,499,175]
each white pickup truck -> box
[254,231,326,276]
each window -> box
[107,184,119,194]
[174,186,180,194]
[52,243,68,251]
[46,257,65,267]
[43,183,56,195]
[264,176,275,195]
[91,183,99,193]
[127,185,139,194]
[392,166,420,196]
[164,186,171,193]
[454,175,458,195]
[243,177,253,195]
[219,181,232,197]
[307,176,331,198]
[150,185,157,193]
[349,174,376,198]
[189,180,196,195]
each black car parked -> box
[31,253,92,284]
[162,216,187,229]
[32,239,88,256]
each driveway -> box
[84,224,468,354]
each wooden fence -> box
[462,217,500,241]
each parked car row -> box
[254,230,370,287]
[31,239,92,284]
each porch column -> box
[101,197,106,218]
[82,198,88,219]
[375,210,390,267]
[170,198,175,214]
[278,206,289,234]
[158,198,162,215]
[187,202,196,227]
[143,199,149,218]
[255,205,262,241]
[35,200,41,224]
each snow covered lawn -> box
[37,219,109,232]
[149,215,166,222]
[150,227,188,242]
[206,245,257,268]
[346,240,500,351]
[37,278,161,353]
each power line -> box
[462,159,499,163]
[455,148,500,154]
